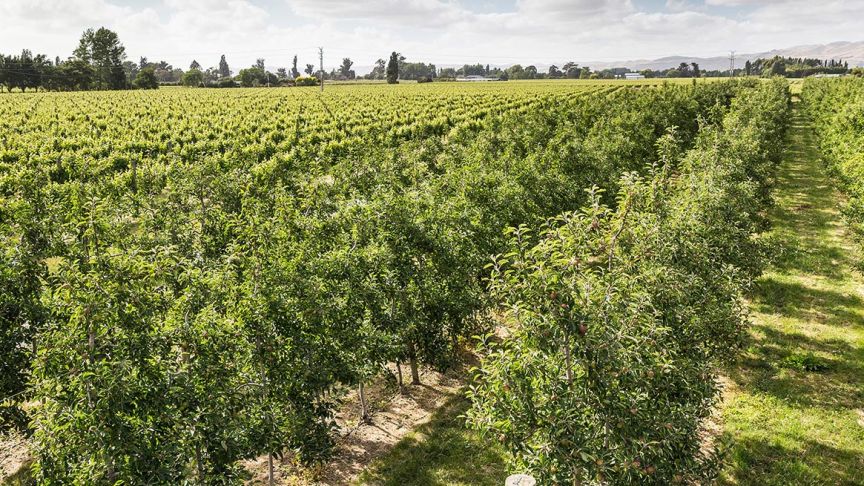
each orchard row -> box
[803,77,864,259]
[469,79,790,484]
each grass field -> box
[356,394,507,486]
[718,99,864,485]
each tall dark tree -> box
[291,55,300,78]
[563,62,580,78]
[190,60,201,71]
[0,55,8,91]
[304,63,314,76]
[691,62,701,78]
[339,58,354,79]
[17,49,38,91]
[73,27,128,89]
[255,58,265,70]
[218,55,230,78]
[770,59,786,76]
[386,51,399,84]
[2,49,48,92]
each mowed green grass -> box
[356,394,507,485]
[719,100,864,485]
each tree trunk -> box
[395,360,404,392]
[195,441,204,483]
[268,453,275,486]
[409,343,421,386]
[359,381,369,422]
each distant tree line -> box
[642,57,852,79]
[743,56,849,78]
[6,36,855,93]
[0,28,324,92]
[0,28,133,92]
[367,59,708,82]
[364,56,635,82]
[361,55,858,83]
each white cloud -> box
[0,0,862,72]
[0,0,130,24]
[704,0,782,5]
[288,0,470,27]
[665,0,691,12]
[516,0,633,17]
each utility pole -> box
[319,47,324,92]
[729,51,736,78]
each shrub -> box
[294,76,319,87]
[181,69,204,87]
[133,67,159,90]
[780,352,830,372]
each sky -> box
[1,0,863,73]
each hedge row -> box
[803,77,864,257]
[468,79,790,485]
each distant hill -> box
[588,41,864,72]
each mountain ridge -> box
[586,41,864,71]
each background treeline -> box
[367,60,705,81]
[1,80,768,483]
[0,27,319,91]
[0,28,151,92]
[3,26,858,93]
[744,56,849,77]
[635,58,854,79]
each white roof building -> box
[455,75,500,82]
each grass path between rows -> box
[718,98,864,485]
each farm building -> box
[624,73,645,80]
[455,75,501,82]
